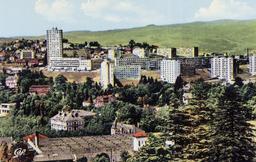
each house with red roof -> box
[29,85,51,96]
[132,131,148,151]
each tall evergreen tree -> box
[207,86,255,162]
[161,99,193,161]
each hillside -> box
[18,19,256,54]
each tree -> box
[234,77,244,87]
[116,104,142,125]
[183,99,212,161]
[207,86,255,162]
[191,79,211,100]
[93,153,110,162]
[121,151,130,162]
[140,108,159,132]
[128,40,136,50]
[161,101,192,161]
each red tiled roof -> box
[23,134,48,141]
[133,131,147,138]
[29,85,50,95]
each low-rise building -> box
[0,103,16,117]
[20,50,35,59]
[48,58,92,72]
[5,75,18,89]
[29,85,51,96]
[111,122,143,135]
[94,95,116,108]
[50,110,96,131]
[114,65,141,80]
[133,132,148,151]
[115,57,162,70]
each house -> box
[5,75,18,89]
[111,121,143,135]
[133,132,148,151]
[29,85,51,96]
[94,95,116,108]
[50,110,96,131]
[0,103,16,117]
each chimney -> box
[35,132,39,148]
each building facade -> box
[46,28,63,65]
[160,59,181,84]
[107,49,116,60]
[5,75,18,89]
[177,47,199,57]
[157,48,177,58]
[48,57,92,71]
[0,103,16,117]
[100,59,114,89]
[249,55,256,75]
[211,57,235,83]
[115,57,162,70]
[50,110,96,131]
[114,65,141,80]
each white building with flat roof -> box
[160,59,181,84]
[100,59,114,89]
[249,55,256,75]
[211,57,235,83]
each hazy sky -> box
[1,0,256,37]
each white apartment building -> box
[46,28,63,64]
[249,55,256,75]
[211,57,235,83]
[100,59,114,89]
[114,65,141,80]
[0,103,16,117]
[160,59,181,84]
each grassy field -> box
[60,19,256,54]
[4,19,255,55]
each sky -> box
[1,0,256,37]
